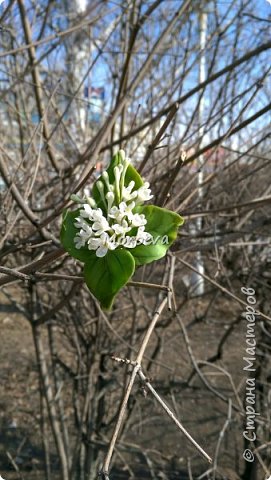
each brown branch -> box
[0,5,107,58]
[138,102,180,174]
[100,40,271,151]
[175,256,271,323]
[101,297,168,476]
[76,0,192,193]
[0,248,66,287]
[17,0,60,172]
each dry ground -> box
[0,286,257,479]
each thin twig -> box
[138,102,179,173]
[212,400,232,479]
[128,280,170,292]
[6,451,24,480]
[100,297,168,477]
[0,266,31,281]
[167,255,176,311]
[175,256,271,323]
[137,367,212,464]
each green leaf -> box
[130,205,184,266]
[123,160,144,190]
[84,249,135,310]
[92,151,144,209]
[60,209,95,263]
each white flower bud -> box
[119,150,126,161]
[106,191,115,211]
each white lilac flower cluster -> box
[74,151,153,257]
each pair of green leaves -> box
[60,152,184,310]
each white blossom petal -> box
[96,245,108,257]
[135,182,153,204]
[73,152,154,257]
[130,213,147,227]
